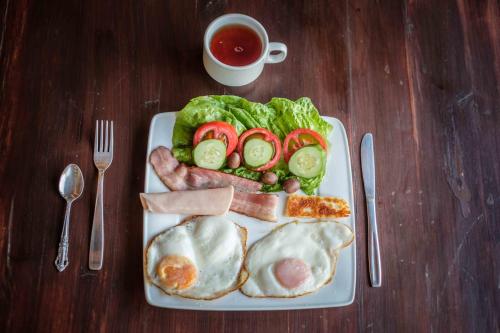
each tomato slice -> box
[237,128,282,171]
[283,129,327,162]
[193,121,238,156]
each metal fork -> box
[89,120,114,270]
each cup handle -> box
[266,42,287,64]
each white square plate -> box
[143,112,356,310]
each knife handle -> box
[367,198,382,287]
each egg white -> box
[146,216,248,300]
[241,221,353,298]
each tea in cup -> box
[203,14,287,86]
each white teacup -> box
[203,13,287,86]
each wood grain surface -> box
[1,0,498,332]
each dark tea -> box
[210,25,262,66]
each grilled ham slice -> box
[148,146,277,221]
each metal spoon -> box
[55,164,84,271]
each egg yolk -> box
[156,255,197,290]
[274,258,311,289]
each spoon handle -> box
[55,201,72,271]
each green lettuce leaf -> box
[221,166,261,181]
[172,96,248,147]
[172,147,193,164]
[295,172,325,195]
[172,95,332,194]
[267,97,332,140]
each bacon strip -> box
[150,146,262,192]
[149,146,277,221]
[231,192,279,222]
[187,167,262,192]
[149,146,189,191]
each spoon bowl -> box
[59,164,84,202]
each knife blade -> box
[361,133,382,287]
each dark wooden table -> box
[1,0,498,332]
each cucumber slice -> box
[288,145,325,178]
[243,138,274,168]
[193,139,226,170]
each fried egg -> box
[145,216,248,300]
[240,221,353,298]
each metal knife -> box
[361,133,382,287]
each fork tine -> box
[110,121,114,155]
[99,120,104,152]
[105,121,109,152]
[94,120,99,153]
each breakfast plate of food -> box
[142,96,356,310]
